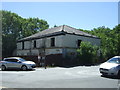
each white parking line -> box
[0,71,34,74]
[0,86,7,88]
[0,87,18,90]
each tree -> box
[1,10,49,58]
[91,26,112,60]
[54,25,57,27]
[80,25,120,61]
[112,24,120,55]
[77,42,99,65]
[2,10,22,57]
[21,18,49,38]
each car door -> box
[4,59,14,68]
[4,59,21,69]
[9,59,22,69]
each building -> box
[17,25,100,66]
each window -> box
[19,58,26,62]
[77,40,82,47]
[4,59,11,62]
[22,41,24,50]
[51,38,55,47]
[107,58,120,64]
[11,59,18,62]
[4,59,18,62]
[34,40,36,48]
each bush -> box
[77,42,99,65]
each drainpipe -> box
[30,40,32,55]
[43,37,46,69]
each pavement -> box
[0,65,120,89]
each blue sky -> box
[2,2,118,30]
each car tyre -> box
[118,70,120,78]
[21,65,27,71]
[1,65,6,71]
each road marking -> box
[0,70,35,74]
[0,86,19,90]
[0,86,7,88]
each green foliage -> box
[2,10,49,58]
[112,24,120,56]
[2,10,22,39]
[91,25,120,60]
[21,18,49,38]
[79,25,120,61]
[2,10,120,63]
[77,42,99,65]
[2,10,22,57]
[54,25,57,27]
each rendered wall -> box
[62,34,100,48]
[17,35,64,56]
[17,34,100,56]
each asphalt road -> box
[0,66,120,89]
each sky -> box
[1,2,119,30]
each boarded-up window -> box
[77,40,82,47]
[22,41,24,50]
[34,40,36,48]
[51,38,55,47]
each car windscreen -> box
[107,58,120,64]
[19,58,26,62]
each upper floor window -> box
[77,40,82,47]
[51,38,55,47]
[34,40,36,48]
[22,41,24,50]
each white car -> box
[99,56,120,77]
[0,57,36,71]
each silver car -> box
[0,57,36,71]
[99,56,120,77]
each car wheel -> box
[2,65,6,71]
[118,70,120,78]
[21,65,27,71]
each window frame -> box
[107,58,120,64]
[22,41,24,50]
[51,38,55,47]
[77,40,82,47]
[34,40,37,48]
[4,59,18,62]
